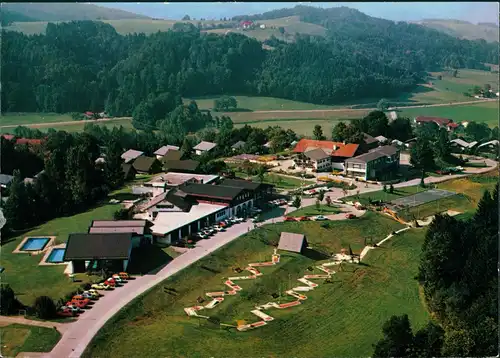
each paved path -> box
[248,98,496,114]
[46,214,280,358]
[0,315,69,333]
[0,117,130,129]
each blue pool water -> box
[47,248,66,263]
[21,237,50,251]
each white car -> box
[214,226,225,232]
[313,215,328,221]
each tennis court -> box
[390,189,456,209]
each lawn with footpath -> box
[0,177,151,306]
[83,212,430,358]
[288,204,341,217]
[0,324,61,357]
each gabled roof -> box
[91,220,147,228]
[193,141,217,152]
[346,145,399,164]
[221,178,263,191]
[478,140,499,148]
[363,133,378,145]
[160,149,183,163]
[154,145,180,156]
[278,232,307,253]
[451,138,472,148]
[304,148,330,161]
[293,139,358,158]
[164,160,199,172]
[179,183,245,201]
[89,227,145,235]
[121,149,144,163]
[375,135,388,142]
[0,174,14,186]
[231,141,246,149]
[332,144,359,158]
[132,156,159,172]
[122,163,136,178]
[415,116,452,126]
[1,134,14,141]
[64,233,133,260]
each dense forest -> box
[2,9,497,115]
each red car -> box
[284,216,297,222]
[104,278,117,287]
[345,213,356,219]
[298,216,310,221]
[66,296,91,309]
[57,307,78,317]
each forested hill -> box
[2,18,497,115]
[234,5,500,44]
[1,3,150,22]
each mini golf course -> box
[184,248,360,331]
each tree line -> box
[3,16,497,115]
[373,183,498,356]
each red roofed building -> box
[15,138,43,146]
[414,116,458,131]
[293,139,360,172]
[1,134,15,141]
[240,20,253,29]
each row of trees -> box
[3,15,497,114]
[373,184,498,356]
[2,130,126,234]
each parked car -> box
[284,216,297,222]
[111,275,127,284]
[251,216,262,223]
[91,283,112,290]
[104,278,117,287]
[314,215,328,221]
[116,272,130,280]
[218,221,228,228]
[66,296,91,308]
[214,226,225,232]
[298,216,310,221]
[65,304,83,314]
[345,213,356,219]
[195,232,208,239]
[58,306,79,317]
[84,289,101,298]
[80,291,98,300]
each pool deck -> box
[12,236,56,255]
[39,243,69,267]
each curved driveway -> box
[45,157,497,357]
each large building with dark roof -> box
[344,145,400,181]
[134,178,274,244]
[64,233,134,273]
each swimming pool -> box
[20,237,50,251]
[46,248,66,263]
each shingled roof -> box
[154,145,180,156]
[64,233,133,260]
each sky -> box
[97,2,499,24]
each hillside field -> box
[399,101,499,127]
[83,214,429,358]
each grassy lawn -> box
[0,324,61,357]
[1,113,73,127]
[1,202,121,306]
[84,214,430,358]
[399,101,499,127]
[234,172,314,190]
[345,185,425,205]
[0,116,134,134]
[185,95,337,111]
[288,205,341,217]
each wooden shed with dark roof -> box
[278,232,308,253]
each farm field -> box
[399,101,499,127]
[1,113,74,127]
[84,214,430,358]
[185,95,338,111]
[0,324,61,357]
[0,117,134,134]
